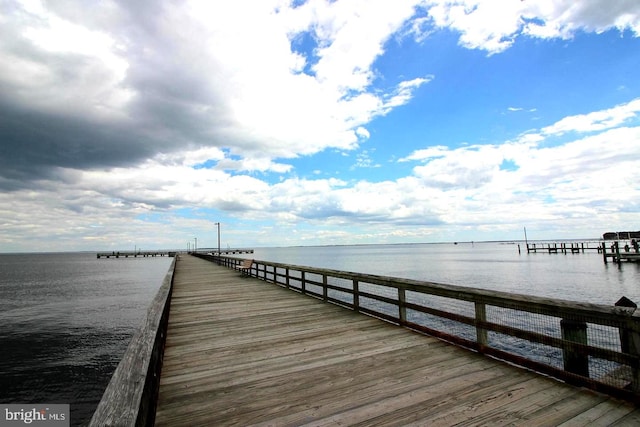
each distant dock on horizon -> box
[96,250,174,259]
[520,237,640,264]
[523,241,603,254]
[96,248,254,259]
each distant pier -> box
[603,241,640,264]
[520,240,640,264]
[97,251,175,259]
[602,231,640,264]
[524,241,602,254]
[192,248,254,256]
[97,248,254,259]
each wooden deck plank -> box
[160,328,434,377]
[610,410,640,426]
[159,347,491,425]
[556,400,636,426]
[155,255,640,426]
[261,363,523,427]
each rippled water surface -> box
[0,252,173,426]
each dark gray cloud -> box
[0,0,237,190]
[0,100,153,188]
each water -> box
[1,243,639,425]
[0,252,173,426]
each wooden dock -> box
[194,248,254,256]
[602,241,640,264]
[96,250,175,259]
[525,241,602,254]
[154,255,640,426]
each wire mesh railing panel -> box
[591,357,626,387]
[586,323,621,352]
[263,266,275,282]
[287,278,302,291]
[287,269,302,280]
[271,267,287,284]
[304,272,324,286]
[328,288,353,305]
[359,282,397,300]
[406,308,477,342]
[586,323,627,388]
[359,296,397,319]
[327,276,352,290]
[484,305,631,389]
[486,305,561,339]
[406,291,475,318]
[305,283,323,296]
[488,330,563,369]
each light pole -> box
[194,237,197,252]
[215,222,221,255]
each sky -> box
[1,0,639,252]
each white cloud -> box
[522,0,640,38]
[412,145,503,189]
[1,0,131,117]
[420,0,640,54]
[399,145,450,161]
[541,98,640,135]
[383,76,434,110]
[155,147,225,167]
[161,0,432,160]
[425,0,524,53]
[355,127,370,139]
[351,150,381,169]
[299,0,419,89]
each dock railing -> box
[89,257,176,426]
[200,253,640,403]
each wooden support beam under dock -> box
[154,255,640,426]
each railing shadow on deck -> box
[89,257,176,427]
[198,253,640,404]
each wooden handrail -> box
[197,253,640,402]
[89,257,176,426]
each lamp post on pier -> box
[214,222,221,256]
